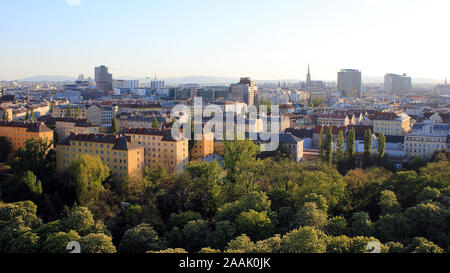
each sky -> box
[0,0,449,81]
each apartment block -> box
[56,133,144,178]
[54,118,100,140]
[404,123,449,158]
[191,132,214,159]
[121,128,189,172]
[372,112,412,136]
[0,121,54,153]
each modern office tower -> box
[230,77,258,105]
[384,73,412,95]
[337,69,362,98]
[95,65,113,94]
[151,80,166,90]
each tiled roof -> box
[0,120,53,133]
[58,133,143,151]
[121,127,186,142]
[313,125,346,134]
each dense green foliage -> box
[0,138,450,253]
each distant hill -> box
[19,75,77,82]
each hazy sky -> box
[0,0,448,81]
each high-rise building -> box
[151,80,166,90]
[384,73,412,95]
[95,65,113,94]
[337,69,362,98]
[230,77,258,105]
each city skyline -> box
[1,0,449,81]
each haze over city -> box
[1,0,449,81]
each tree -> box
[379,190,401,215]
[119,224,161,253]
[363,129,373,168]
[79,233,117,253]
[184,161,223,217]
[11,138,54,180]
[25,110,30,121]
[235,210,273,241]
[318,127,324,161]
[152,117,159,129]
[66,104,72,117]
[30,111,36,122]
[280,226,327,253]
[20,171,43,201]
[346,128,356,169]
[325,216,349,236]
[182,220,212,252]
[377,133,386,160]
[407,237,444,253]
[324,127,333,165]
[374,214,411,243]
[223,139,261,201]
[75,106,81,118]
[42,230,81,253]
[66,154,110,205]
[0,136,11,162]
[109,118,118,134]
[291,202,328,230]
[351,212,374,236]
[2,111,9,121]
[61,206,96,236]
[206,221,236,250]
[226,234,256,253]
[335,131,345,164]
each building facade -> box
[384,73,412,95]
[55,118,100,140]
[337,69,362,98]
[372,112,412,136]
[404,123,449,158]
[0,121,54,153]
[192,132,214,159]
[230,77,258,105]
[56,134,144,178]
[122,128,189,172]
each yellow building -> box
[52,104,87,119]
[56,133,144,178]
[0,121,53,153]
[191,132,214,158]
[372,112,411,136]
[55,118,100,140]
[122,127,189,172]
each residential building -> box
[56,133,144,178]
[0,121,54,153]
[372,112,412,136]
[192,132,214,159]
[122,128,189,172]
[52,104,87,119]
[317,113,352,127]
[55,118,100,140]
[404,123,449,158]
